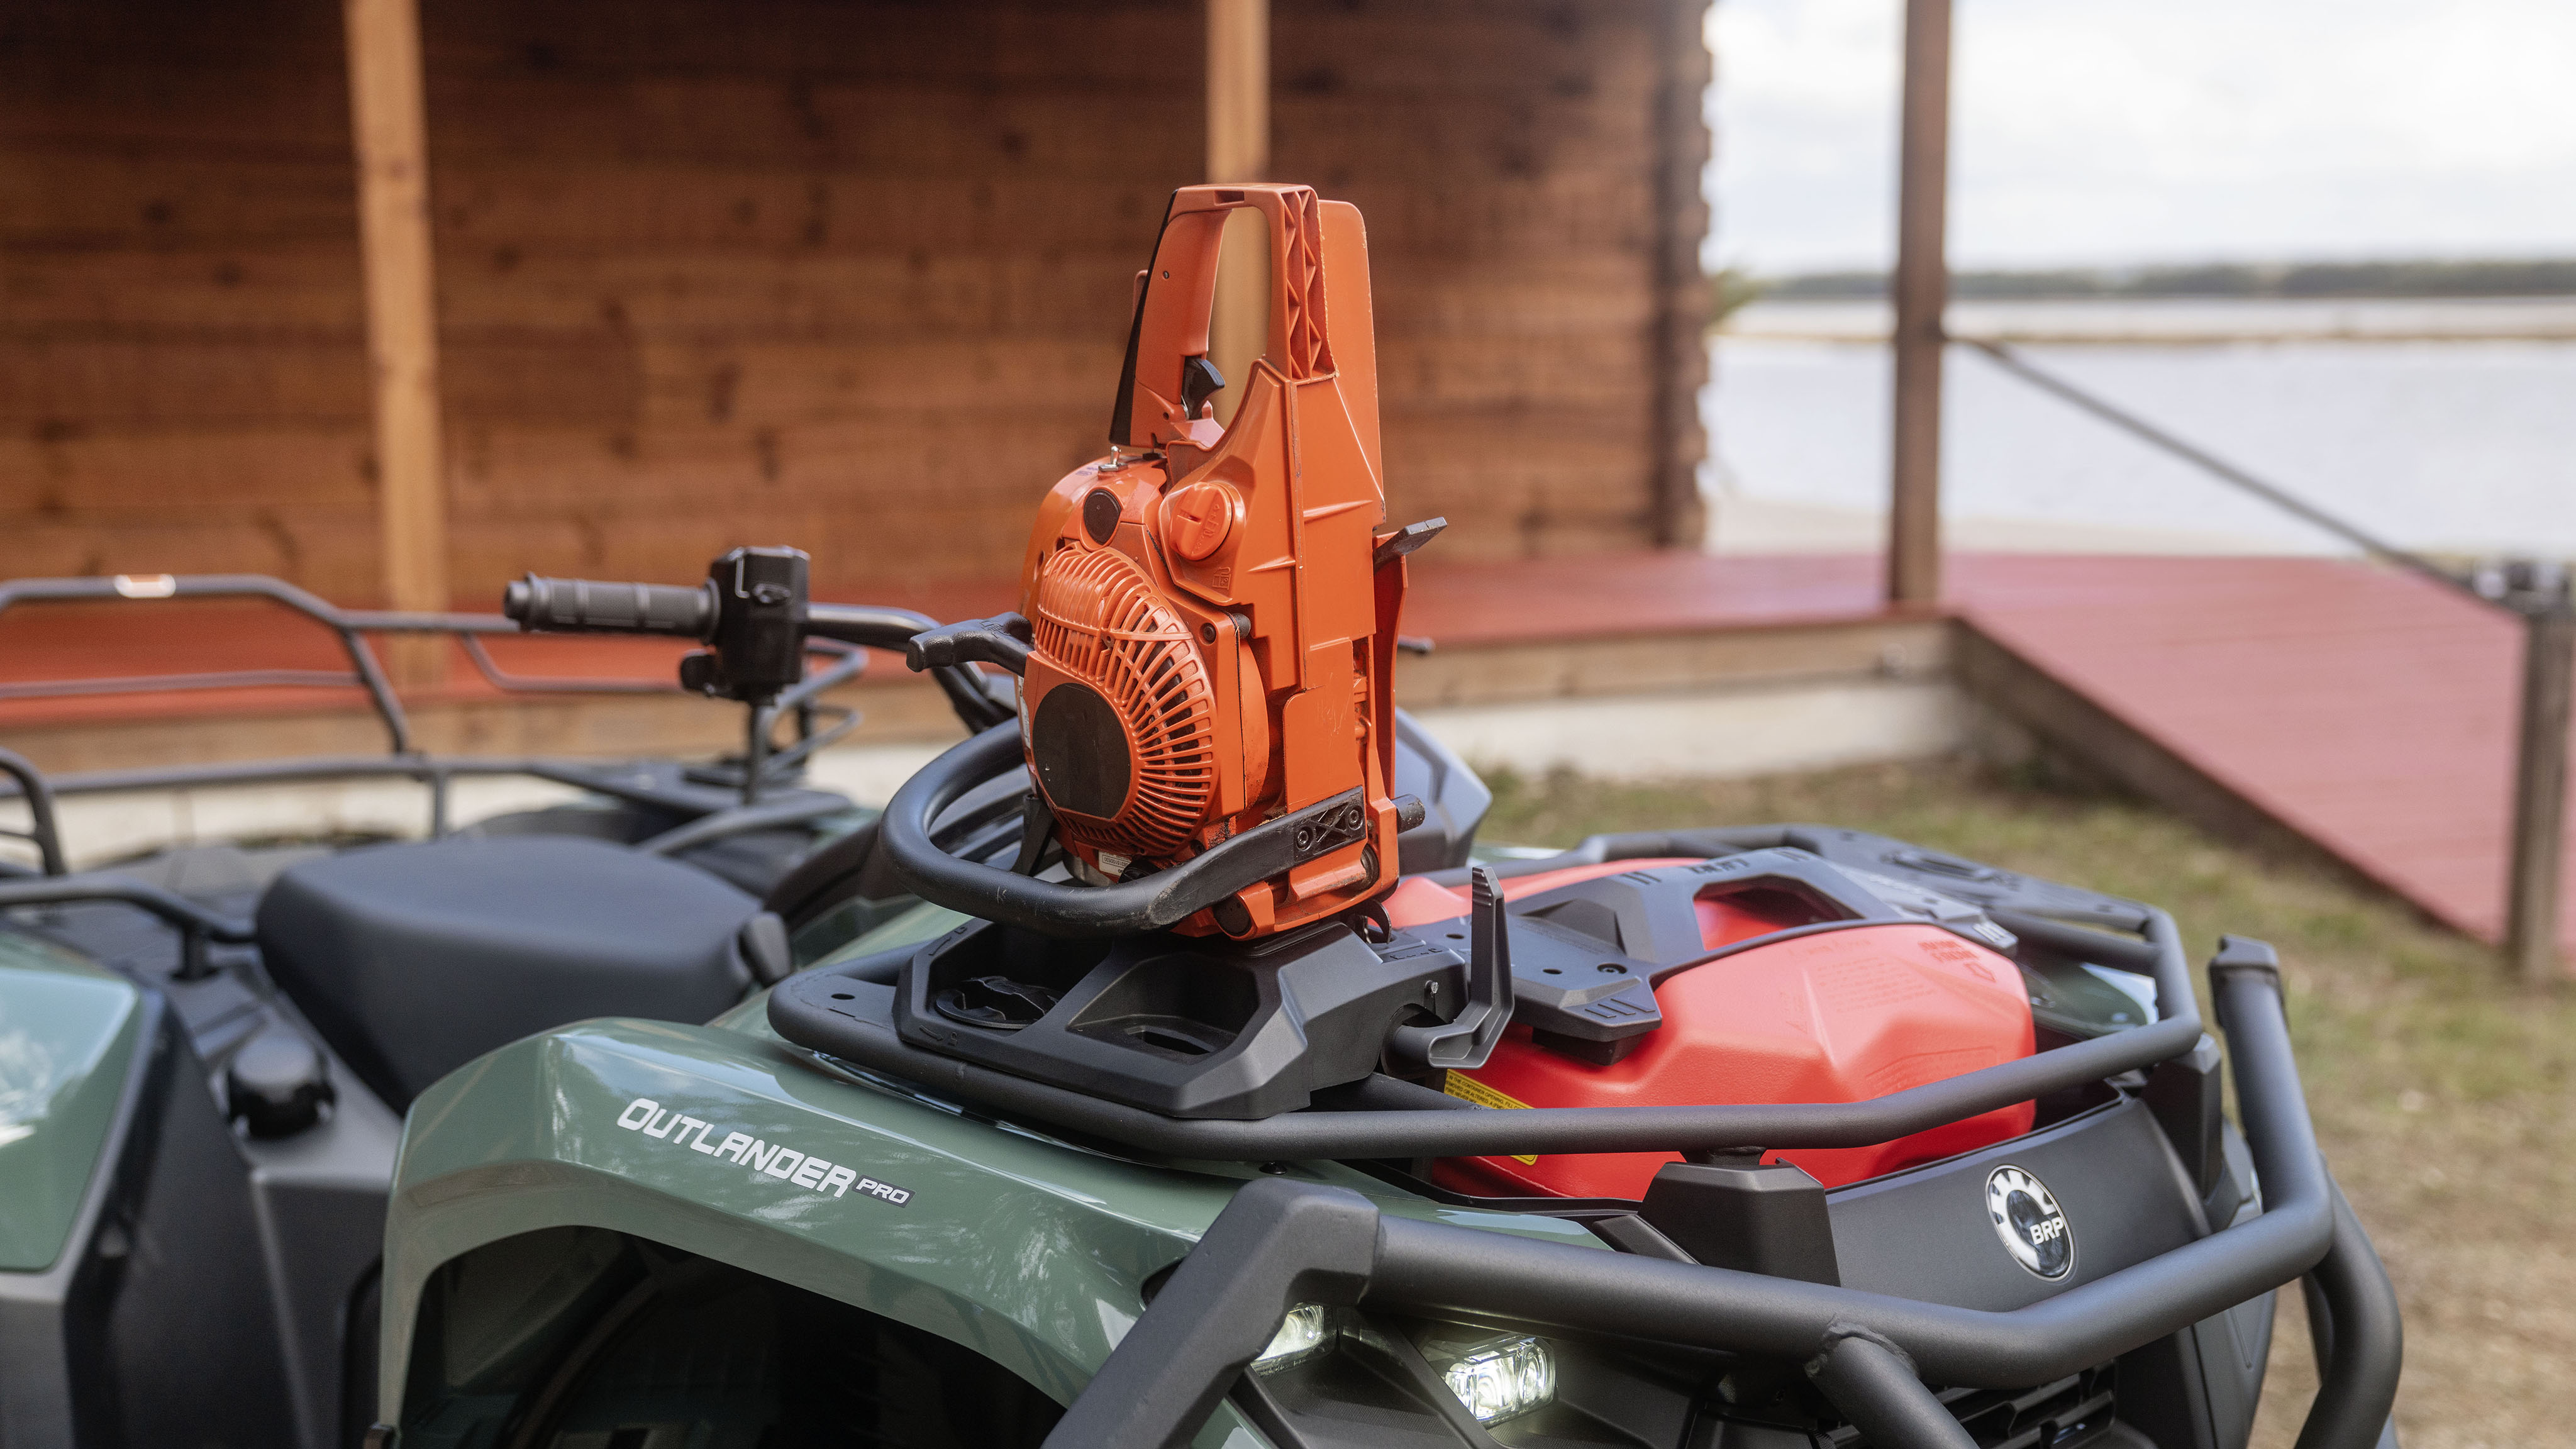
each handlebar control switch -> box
[697,546,811,704]
[506,547,812,705]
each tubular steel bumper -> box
[1034,954,2402,1449]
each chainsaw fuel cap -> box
[1162,481,1238,560]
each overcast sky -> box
[1707,0,2576,274]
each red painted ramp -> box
[1950,554,2573,955]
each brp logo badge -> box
[1985,1165,2075,1280]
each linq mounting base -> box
[891,871,1511,1119]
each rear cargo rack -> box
[0,572,881,872]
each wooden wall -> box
[1,0,1708,607]
[1,2,377,591]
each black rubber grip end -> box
[505,574,716,639]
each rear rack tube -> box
[0,747,66,876]
[0,574,416,753]
[0,874,256,979]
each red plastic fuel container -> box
[1389,865,2036,1199]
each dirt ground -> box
[1479,760,2576,1449]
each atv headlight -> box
[1430,1334,1556,1424]
[1252,1303,1333,1372]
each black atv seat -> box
[256,835,758,1109]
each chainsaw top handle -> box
[1109,182,1370,462]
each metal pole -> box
[1887,0,1952,608]
[2507,583,2573,983]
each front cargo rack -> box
[774,882,2399,1449]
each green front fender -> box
[384,1013,1606,1445]
[0,933,143,1274]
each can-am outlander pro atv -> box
[0,184,2399,1449]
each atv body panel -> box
[0,924,394,1449]
[377,1010,1596,1448]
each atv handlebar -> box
[503,563,1016,735]
[503,574,718,638]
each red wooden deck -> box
[1,552,2565,955]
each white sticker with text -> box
[615,1097,912,1206]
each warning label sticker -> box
[1440,1072,1539,1164]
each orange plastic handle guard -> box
[1109,184,1336,452]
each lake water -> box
[1704,298,2576,557]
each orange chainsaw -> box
[874,184,1505,1118]
[901,182,1445,942]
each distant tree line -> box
[1759,258,2576,301]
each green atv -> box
[0,560,2397,1449]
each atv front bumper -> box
[1040,954,2399,1449]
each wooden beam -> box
[344,0,449,682]
[2507,596,2573,982]
[1887,0,1951,607]
[1206,0,1268,426]
[1206,0,1267,184]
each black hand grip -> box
[503,574,717,639]
[906,613,1033,676]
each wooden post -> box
[345,0,448,686]
[1647,0,1715,548]
[1887,0,1952,608]
[2507,592,2573,982]
[1206,0,1268,425]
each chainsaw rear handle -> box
[504,574,718,638]
[1037,954,2399,1449]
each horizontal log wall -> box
[1,0,1706,606]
